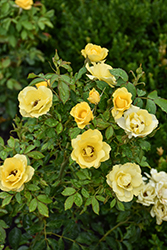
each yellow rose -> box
[150,198,167,225]
[111,87,132,119]
[81,43,108,62]
[15,0,33,10]
[36,80,50,88]
[87,88,100,105]
[106,162,143,202]
[86,62,117,88]
[137,181,156,206]
[18,86,53,118]
[71,129,111,169]
[116,105,158,138]
[0,154,34,192]
[70,102,94,129]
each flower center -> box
[32,99,40,107]
[10,169,18,176]
[82,145,96,162]
[79,110,87,118]
[117,173,132,189]
[115,96,127,108]
[129,113,145,134]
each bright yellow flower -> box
[106,162,143,202]
[70,102,94,129]
[116,105,159,138]
[87,88,100,105]
[86,62,117,88]
[15,0,33,10]
[112,87,132,119]
[0,154,34,192]
[81,43,108,62]
[71,129,111,169]
[18,86,53,118]
[36,80,50,88]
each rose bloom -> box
[70,102,94,129]
[0,154,34,192]
[116,105,158,138]
[111,87,132,119]
[149,168,167,183]
[18,86,53,118]
[36,80,50,88]
[71,129,111,169]
[81,43,108,62]
[86,62,117,88]
[150,198,167,225]
[155,181,167,205]
[15,0,33,10]
[137,181,156,206]
[87,88,100,105]
[106,162,143,202]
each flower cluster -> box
[137,169,167,225]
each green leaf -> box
[81,188,89,198]
[110,68,128,82]
[58,80,70,104]
[147,90,158,99]
[140,140,151,151]
[0,220,8,229]
[92,196,99,215]
[110,198,116,208]
[64,195,74,210]
[2,196,13,207]
[117,200,125,211]
[0,226,6,244]
[137,89,146,97]
[105,126,114,140]
[27,184,40,191]
[61,187,76,196]
[96,195,105,202]
[56,123,63,134]
[22,21,34,30]
[96,118,110,130]
[74,193,83,207]
[69,127,81,139]
[27,151,44,159]
[15,193,21,204]
[8,227,21,250]
[37,201,49,217]
[7,136,15,148]
[37,195,52,204]
[2,58,10,68]
[0,151,8,160]
[133,97,144,108]
[146,99,156,114]
[154,98,167,113]
[0,137,4,146]
[24,145,36,154]
[44,118,59,127]
[126,82,136,100]
[0,192,11,199]
[29,198,37,212]
[76,66,87,81]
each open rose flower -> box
[137,181,156,206]
[115,105,158,138]
[15,0,33,10]
[106,162,143,202]
[0,154,34,192]
[71,129,111,169]
[150,198,167,225]
[70,102,94,129]
[87,88,100,105]
[81,43,108,62]
[18,86,53,118]
[112,87,132,119]
[86,62,117,88]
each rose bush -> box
[0,43,167,249]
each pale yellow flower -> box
[0,154,34,192]
[112,87,132,119]
[86,62,117,88]
[81,43,108,62]
[87,88,100,105]
[148,168,167,183]
[116,105,158,138]
[15,0,33,10]
[70,102,94,129]
[36,80,50,88]
[18,86,53,118]
[156,181,167,205]
[71,129,111,169]
[137,181,156,206]
[150,198,167,225]
[106,162,143,202]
